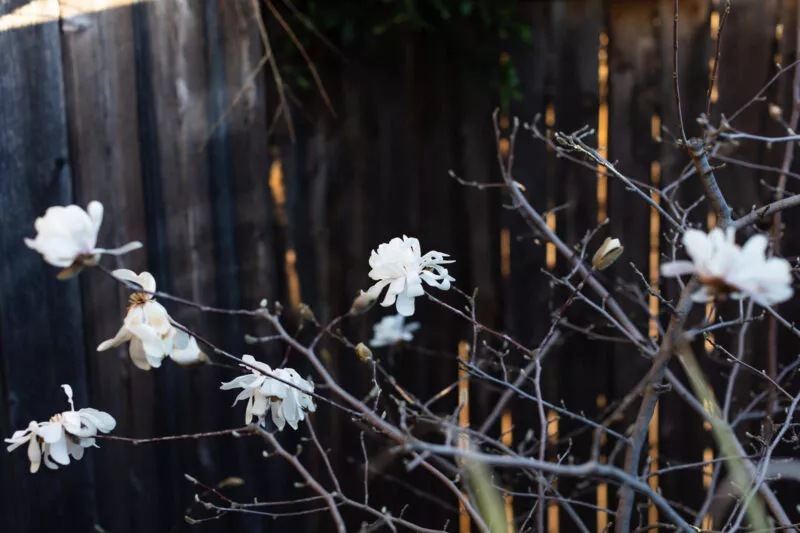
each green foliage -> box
[277,0,530,109]
[300,0,529,45]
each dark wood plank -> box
[551,1,604,528]
[59,5,158,533]
[655,0,712,517]
[0,9,94,532]
[132,1,228,530]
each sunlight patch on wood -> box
[501,409,514,533]
[648,400,659,527]
[546,210,557,270]
[649,160,661,340]
[597,32,609,223]
[0,0,150,32]
[500,228,510,280]
[284,249,301,308]
[458,341,471,533]
[596,394,608,533]
[547,409,559,533]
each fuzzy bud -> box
[769,103,783,122]
[349,290,377,315]
[355,342,373,363]
[298,303,316,322]
[592,237,623,271]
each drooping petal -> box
[270,402,286,431]
[68,439,85,461]
[27,438,42,473]
[48,436,70,466]
[395,292,416,317]
[128,337,152,370]
[97,326,133,351]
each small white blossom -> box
[220,355,316,431]
[369,314,420,348]
[97,270,206,370]
[5,385,115,473]
[661,227,794,306]
[364,235,454,317]
[24,201,142,273]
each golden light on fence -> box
[596,394,608,533]
[709,10,720,37]
[0,0,150,32]
[500,228,510,280]
[501,409,514,533]
[546,210,557,269]
[545,103,556,129]
[708,9,720,104]
[546,409,559,533]
[269,156,288,225]
[648,116,661,530]
[597,32,609,223]
[702,447,714,488]
[458,341,471,533]
[649,160,661,340]
[648,401,659,527]
[285,249,301,308]
[268,155,302,308]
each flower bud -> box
[355,342,373,363]
[298,303,316,323]
[592,237,623,271]
[769,103,783,121]
[349,290,377,315]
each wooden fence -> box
[1,0,798,531]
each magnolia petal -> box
[87,201,104,236]
[682,229,712,267]
[68,439,85,461]
[251,392,268,419]
[48,437,70,466]
[170,330,207,366]
[660,261,695,277]
[112,269,156,292]
[79,408,116,433]
[395,292,416,317]
[270,402,286,431]
[27,438,42,474]
[97,241,143,257]
[97,326,133,352]
[691,286,714,303]
[128,337,152,370]
[38,422,64,444]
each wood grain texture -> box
[0,12,94,533]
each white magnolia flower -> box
[24,201,142,273]
[364,235,455,317]
[369,314,420,348]
[661,228,794,306]
[5,385,116,473]
[220,355,316,431]
[97,270,206,369]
